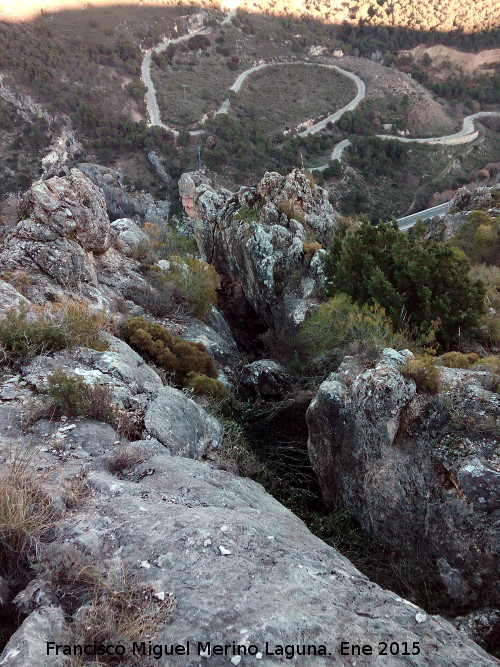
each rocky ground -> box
[0,168,498,665]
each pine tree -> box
[323,221,485,348]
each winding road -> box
[140,11,499,224]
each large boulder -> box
[21,334,163,411]
[307,349,500,612]
[144,386,222,460]
[0,170,153,311]
[110,217,149,254]
[240,359,293,398]
[0,607,68,667]
[179,169,338,330]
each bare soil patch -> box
[408,45,500,73]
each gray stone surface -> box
[179,168,338,330]
[0,279,30,317]
[241,359,293,398]
[144,386,222,459]
[110,217,148,253]
[307,349,500,610]
[0,440,497,667]
[0,606,68,667]
[21,334,163,411]
[78,162,170,224]
[0,169,153,311]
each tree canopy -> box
[323,220,486,349]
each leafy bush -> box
[401,354,441,394]
[166,256,219,320]
[0,302,107,359]
[323,220,486,349]
[186,371,234,409]
[234,207,260,223]
[469,264,500,350]
[451,210,500,265]
[45,370,116,423]
[299,293,405,360]
[439,351,479,369]
[122,317,217,385]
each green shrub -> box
[186,371,234,409]
[166,256,219,321]
[439,351,479,369]
[323,220,486,349]
[472,355,500,373]
[45,370,116,423]
[234,207,260,223]
[451,210,500,265]
[401,354,441,394]
[299,293,405,359]
[0,302,107,359]
[122,317,217,385]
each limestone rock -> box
[307,348,500,610]
[110,217,148,253]
[0,606,69,667]
[241,359,293,398]
[144,386,222,459]
[21,334,163,411]
[0,279,31,317]
[78,162,170,224]
[148,151,172,185]
[0,441,496,667]
[179,169,338,330]
[0,170,154,311]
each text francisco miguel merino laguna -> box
[46,641,334,660]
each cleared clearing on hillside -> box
[235,64,357,135]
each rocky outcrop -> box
[179,168,338,330]
[0,407,497,667]
[241,359,293,398]
[0,279,30,317]
[148,151,172,185]
[0,169,155,311]
[21,334,163,412]
[0,607,69,667]
[424,184,499,241]
[110,217,149,254]
[78,162,170,224]
[307,349,500,611]
[144,386,222,460]
[41,122,82,178]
